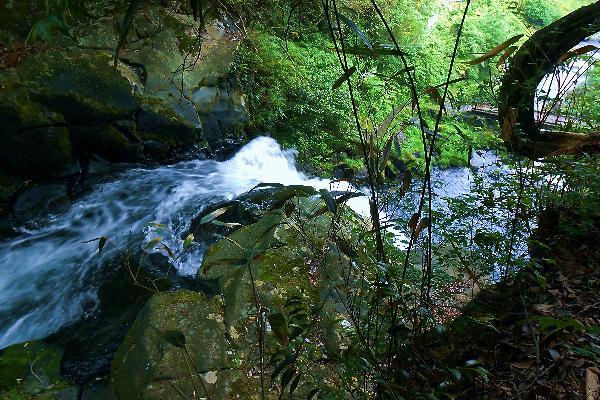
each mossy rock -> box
[70,125,143,163]
[0,95,76,177]
[0,340,75,399]
[137,99,199,155]
[110,290,262,400]
[16,50,138,124]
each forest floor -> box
[430,206,600,399]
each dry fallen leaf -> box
[586,367,599,400]
[511,360,533,369]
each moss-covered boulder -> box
[0,4,247,204]
[110,290,257,400]
[0,340,76,399]
[0,100,75,178]
[110,191,365,399]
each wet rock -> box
[0,95,77,178]
[12,183,70,225]
[71,124,143,163]
[110,290,239,400]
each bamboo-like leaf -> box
[290,372,301,394]
[425,86,444,107]
[496,45,518,67]
[388,66,415,81]
[432,77,469,89]
[329,46,405,57]
[190,0,202,21]
[319,189,337,213]
[452,124,473,144]
[281,367,295,389]
[408,212,419,233]
[98,236,108,253]
[414,217,430,237]
[379,128,406,174]
[144,237,162,250]
[162,244,175,259]
[466,34,523,65]
[376,106,404,138]
[335,191,364,206]
[332,65,357,90]
[401,170,412,192]
[268,312,289,346]
[338,13,372,49]
[559,44,599,62]
[200,206,229,224]
[307,388,320,399]
[211,220,242,228]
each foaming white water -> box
[0,136,371,349]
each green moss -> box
[0,341,67,397]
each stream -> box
[0,137,372,350]
[0,136,507,351]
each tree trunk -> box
[498,1,600,158]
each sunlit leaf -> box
[200,206,229,224]
[183,233,195,248]
[144,237,162,250]
[559,44,599,62]
[496,45,518,67]
[467,34,523,65]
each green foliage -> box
[523,0,563,26]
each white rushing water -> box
[0,137,370,349]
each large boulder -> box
[0,4,248,216]
[110,290,257,400]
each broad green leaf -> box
[268,312,289,346]
[467,34,523,65]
